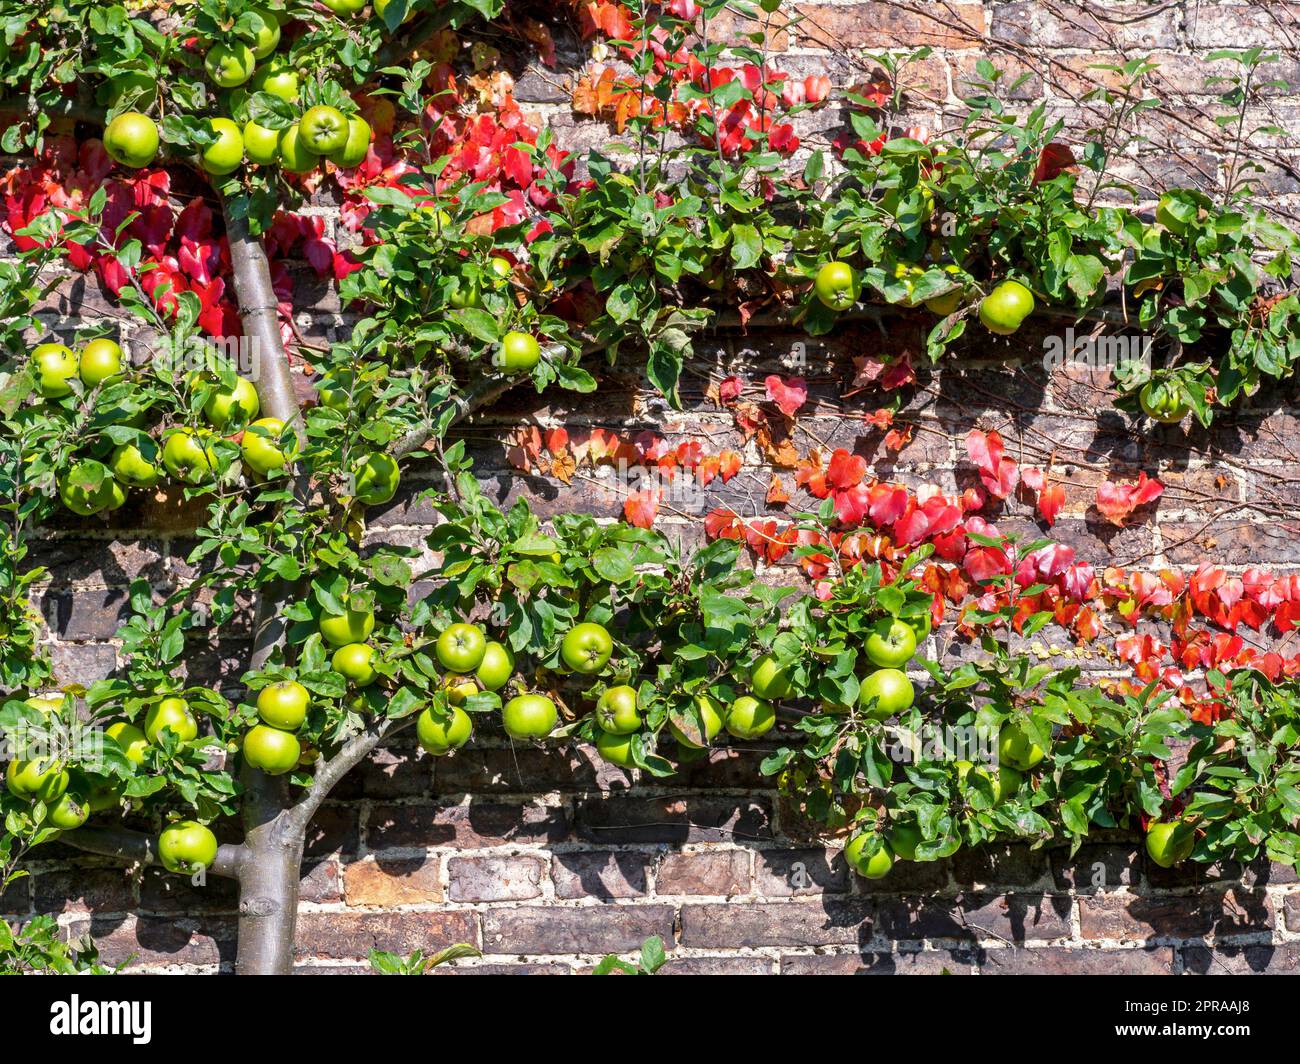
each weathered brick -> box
[755,847,850,897]
[434,961,573,975]
[659,955,775,975]
[797,3,986,48]
[367,801,569,850]
[1078,890,1273,942]
[294,911,479,960]
[40,588,133,641]
[780,949,975,975]
[951,844,1051,889]
[1182,942,1300,976]
[680,900,871,948]
[874,893,1072,943]
[343,857,443,907]
[655,850,751,896]
[990,2,1179,49]
[447,854,545,902]
[551,851,649,900]
[482,905,674,955]
[32,867,135,914]
[575,795,771,845]
[79,915,237,967]
[1050,844,1141,892]
[981,946,1173,975]
[1286,893,1300,934]
[140,867,241,913]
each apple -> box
[105,721,148,765]
[32,342,79,398]
[489,256,513,283]
[5,757,69,802]
[475,641,514,691]
[205,43,256,88]
[248,8,281,58]
[998,719,1047,771]
[1140,381,1190,424]
[1145,819,1195,868]
[436,622,487,672]
[669,693,725,749]
[158,820,218,874]
[103,111,160,168]
[78,338,124,386]
[814,260,857,311]
[316,369,352,411]
[322,0,367,12]
[725,695,776,740]
[161,428,219,484]
[47,792,89,831]
[858,668,914,720]
[560,622,613,675]
[887,820,922,861]
[416,705,472,755]
[749,652,792,700]
[278,124,320,173]
[85,779,124,813]
[201,374,259,429]
[327,115,371,168]
[144,696,198,743]
[844,834,894,879]
[243,120,280,165]
[107,71,157,108]
[499,331,541,372]
[200,117,244,175]
[959,761,1022,803]
[443,673,479,706]
[241,417,289,475]
[298,105,350,155]
[374,0,414,23]
[256,680,310,730]
[352,452,400,506]
[242,724,301,775]
[331,642,377,686]
[865,618,917,669]
[502,694,558,740]
[319,604,375,647]
[595,728,637,768]
[59,461,127,516]
[251,60,300,103]
[595,685,641,735]
[979,280,1035,336]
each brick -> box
[951,844,1050,889]
[81,915,237,968]
[1286,894,1300,934]
[874,893,1072,943]
[434,962,573,975]
[140,867,240,913]
[1182,943,1300,976]
[348,745,431,800]
[797,3,986,48]
[1050,844,1141,892]
[432,745,609,792]
[1078,890,1273,942]
[447,854,545,902]
[660,955,776,975]
[32,868,135,914]
[343,857,443,907]
[28,538,164,585]
[294,911,479,960]
[655,850,751,896]
[990,2,1179,49]
[482,905,674,955]
[780,949,975,975]
[48,643,118,687]
[680,900,871,948]
[367,801,569,850]
[40,588,133,641]
[305,806,360,858]
[981,946,1173,975]
[755,847,850,897]
[574,795,771,845]
[551,851,649,900]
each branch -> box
[62,825,242,879]
[283,715,416,834]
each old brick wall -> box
[6,1,1300,973]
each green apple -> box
[844,834,894,879]
[240,417,289,475]
[243,119,280,165]
[998,719,1047,771]
[979,280,1035,336]
[5,757,69,802]
[78,338,124,386]
[725,695,776,740]
[256,680,310,730]
[594,685,641,735]
[475,641,514,691]
[865,619,917,669]
[887,820,922,861]
[248,8,281,58]
[858,668,914,720]
[47,792,89,830]
[318,604,375,647]
[33,342,79,398]
[501,694,557,741]
[201,374,260,429]
[158,820,218,874]
[144,696,198,743]
[242,724,301,775]
[103,111,160,168]
[161,428,219,484]
[436,622,487,673]
[595,727,637,768]
[669,693,724,749]
[105,721,149,765]
[251,60,300,103]
[59,461,127,516]
[560,622,613,674]
[327,115,372,168]
[331,642,377,686]
[352,452,400,506]
[298,105,350,155]
[749,652,792,700]
[416,705,472,754]
[278,124,320,173]
[1145,819,1195,868]
[200,117,244,175]
[205,43,256,89]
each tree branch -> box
[283,716,417,835]
[62,825,242,879]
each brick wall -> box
[7,1,1300,973]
